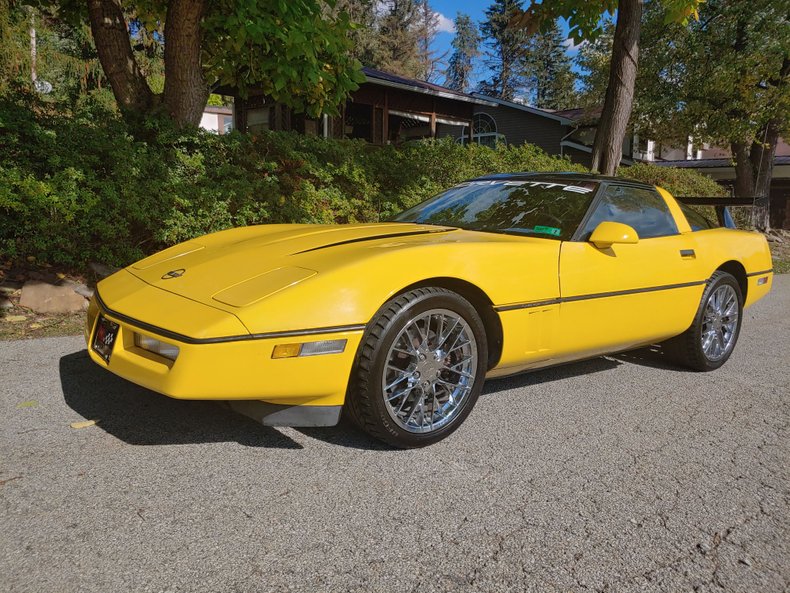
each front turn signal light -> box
[272,339,347,359]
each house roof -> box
[362,67,498,106]
[470,94,576,125]
[550,106,601,123]
[653,156,790,168]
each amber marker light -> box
[271,339,347,359]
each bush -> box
[622,162,725,198]
[0,94,725,269]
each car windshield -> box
[392,179,598,241]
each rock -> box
[0,281,23,295]
[0,296,12,310]
[89,262,120,279]
[19,281,86,314]
[70,282,94,299]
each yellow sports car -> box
[86,173,773,447]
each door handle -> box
[680,249,696,258]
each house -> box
[227,67,497,145]
[653,154,790,229]
[199,105,234,134]
[470,98,643,168]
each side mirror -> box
[589,221,639,249]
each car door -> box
[554,183,706,361]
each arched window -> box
[473,112,497,135]
[471,112,505,147]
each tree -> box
[637,0,790,230]
[415,0,443,81]
[479,0,527,100]
[445,13,480,92]
[332,0,381,67]
[522,20,578,110]
[46,0,363,127]
[513,0,704,175]
[376,0,424,78]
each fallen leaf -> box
[3,315,27,323]
[26,256,36,263]
[70,419,99,429]
[29,323,42,329]
[56,272,65,279]
[16,401,38,409]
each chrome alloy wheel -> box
[701,284,739,361]
[381,309,478,433]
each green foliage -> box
[516,0,703,43]
[622,163,726,198]
[637,0,790,147]
[0,94,723,269]
[203,0,365,118]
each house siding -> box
[473,104,568,155]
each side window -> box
[677,201,716,231]
[580,185,679,240]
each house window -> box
[388,110,431,144]
[246,107,270,134]
[471,113,505,147]
[345,103,373,141]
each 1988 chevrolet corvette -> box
[86,173,773,447]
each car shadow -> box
[60,344,690,451]
[481,356,622,395]
[59,350,303,449]
[612,344,693,372]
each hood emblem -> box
[161,268,186,280]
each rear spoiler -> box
[675,196,757,229]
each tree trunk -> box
[590,0,642,175]
[163,0,209,127]
[731,141,754,197]
[87,0,153,115]
[732,121,779,231]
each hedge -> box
[0,93,725,268]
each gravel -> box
[1,276,788,593]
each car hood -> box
[126,223,455,308]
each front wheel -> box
[346,287,488,448]
[671,271,743,371]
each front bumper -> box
[84,296,363,407]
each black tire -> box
[669,271,743,371]
[346,287,488,448]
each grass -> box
[0,310,85,341]
[769,236,790,274]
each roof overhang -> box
[561,140,634,166]
[365,75,499,107]
[471,94,576,125]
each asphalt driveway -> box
[1,276,788,592]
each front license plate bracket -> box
[92,315,119,363]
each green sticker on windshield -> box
[533,225,562,236]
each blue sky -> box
[428,0,585,89]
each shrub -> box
[0,94,726,269]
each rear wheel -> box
[671,271,743,371]
[346,287,487,448]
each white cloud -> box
[562,38,588,50]
[435,11,455,34]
